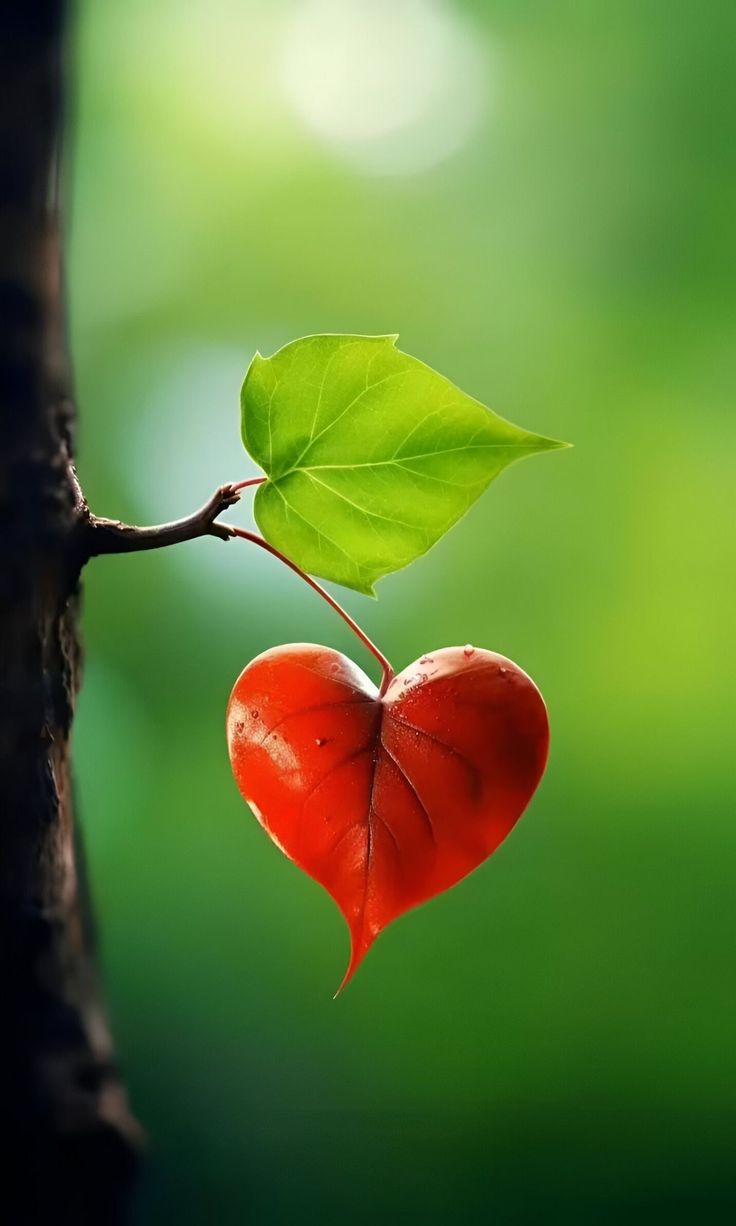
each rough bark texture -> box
[0,5,139,1221]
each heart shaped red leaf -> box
[227,644,549,990]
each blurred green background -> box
[68,1,735,1222]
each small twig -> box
[80,483,242,560]
[73,470,395,692]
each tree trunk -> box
[0,4,139,1221]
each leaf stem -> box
[230,476,267,492]
[222,525,395,696]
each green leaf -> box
[241,334,567,595]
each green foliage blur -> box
[69,2,735,1222]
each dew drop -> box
[463,644,475,658]
[315,737,327,747]
[499,667,508,676]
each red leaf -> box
[226,644,549,991]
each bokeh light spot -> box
[278,0,490,175]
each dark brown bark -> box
[1,5,139,1222]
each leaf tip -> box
[333,954,359,998]
[348,577,378,598]
[241,350,264,392]
[334,923,377,995]
[535,434,573,453]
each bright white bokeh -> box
[278,0,490,175]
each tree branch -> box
[78,480,243,559]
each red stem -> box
[224,525,395,696]
[230,477,267,492]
